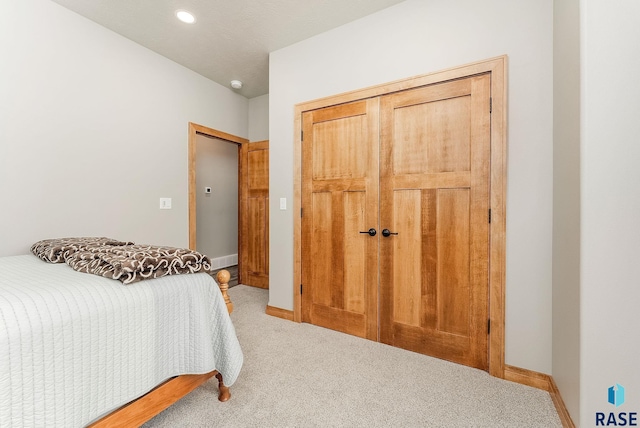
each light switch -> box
[159,198,172,209]
[279,198,287,210]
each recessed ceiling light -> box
[176,10,196,24]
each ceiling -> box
[51,0,406,98]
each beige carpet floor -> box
[145,285,561,427]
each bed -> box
[0,240,243,427]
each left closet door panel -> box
[301,99,380,340]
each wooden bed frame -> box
[88,270,235,428]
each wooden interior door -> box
[379,75,491,369]
[240,141,269,288]
[301,99,379,340]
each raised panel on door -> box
[379,75,491,369]
[240,141,269,288]
[301,99,379,340]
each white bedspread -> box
[0,255,243,427]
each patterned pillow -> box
[30,237,132,263]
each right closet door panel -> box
[379,75,491,370]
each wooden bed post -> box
[216,269,234,313]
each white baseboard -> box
[210,254,238,270]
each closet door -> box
[240,141,269,288]
[379,75,491,369]
[301,99,379,340]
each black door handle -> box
[359,228,377,236]
[381,228,398,237]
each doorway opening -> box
[188,122,247,286]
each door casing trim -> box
[188,122,248,280]
[292,56,507,379]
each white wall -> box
[269,0,554,373]
[581,0,640,423]
[248,94,269,142]
[195,135,239,260]
[552,0,582,423]
[0,0,248,256]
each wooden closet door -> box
[240,141,269,288]
[301,99,379,340]
[379,75,491,369]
